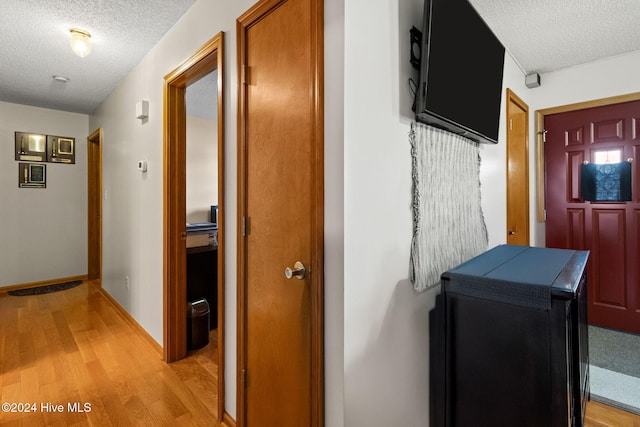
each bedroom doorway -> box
[87,128,102,283]
[163,32,226,419]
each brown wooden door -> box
[545,100,640,334]
[87,128,102,282]
[237,0,324,426]
[506,89,530,245]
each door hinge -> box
[242,216,248,237]
[242,369,248,389]
[538,129,548,143]
[242,65,248,85]
[543,209,547,222]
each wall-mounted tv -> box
[415,0,505,144]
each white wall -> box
[88,0,259,420]
[0,101,89,288]
[343,0,527,424]
[344,0,429,423]
[324,0,345,424]
[186,115,218,224]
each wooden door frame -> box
[163,32,226,418]
[236,0,324,425]
[535,91,640,222]
[88,128,103,283]
[506,88,530,244]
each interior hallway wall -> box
[342,0,527,423]
[88,0,265,419]
[0,101,89,288]
[186,115,218,224]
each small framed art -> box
[47,135,75,163]
[15,132,47,162]
[18,163,46,188]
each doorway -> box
[538,92,640,335]
[505,89,529,245]
[237,0,324,425]
[87,128,102,283]
[163,32,225,419]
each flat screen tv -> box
[415,0,505,144]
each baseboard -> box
[221,412,236,427]
[0,275,88,295]
[97,286,163,359]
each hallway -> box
[0,281,218,426]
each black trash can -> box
[187,298,210,350]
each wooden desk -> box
[187,244,217,329]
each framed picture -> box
[47,135,75,163]
[15,132,47,162]
[18,163,46,188]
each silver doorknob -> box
[285,261,306,280]
[508,230,517,235]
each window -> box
[581,149,631,202]
[593,149,622,165]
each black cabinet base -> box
[187,247,218,330]
[433,245,589,427]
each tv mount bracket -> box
[410,26,422,70]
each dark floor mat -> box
[8,280,82,296]
[589,325,640,378]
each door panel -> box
[237,0,324,425]
[592,209,626,307]
[545,100,640,334]
[634,145,640,201]
[635,210,640,311]
[567,208,585,249]
[567,151,584,202]
[506,89,529,245]
[592,118,624,143]
[245,0,312,417]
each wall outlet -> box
[125,276,130,291]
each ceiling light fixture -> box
[69,28,92,57]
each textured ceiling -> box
[186,71,218,121]
[2,0,640,115]
[469,0,640,74]
[0,0,197,114]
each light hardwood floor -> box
[0,281,219,426]
[585,400,640,427]
[1,281,638,426]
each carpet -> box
[8,280,82,296]
[589,325,640,415]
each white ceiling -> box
[469,0,640,75]
[2,0,640,115]
[0,0,197,114]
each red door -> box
[545,100,640,334]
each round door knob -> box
[285,261,306,280]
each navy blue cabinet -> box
[432,245,589,426]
